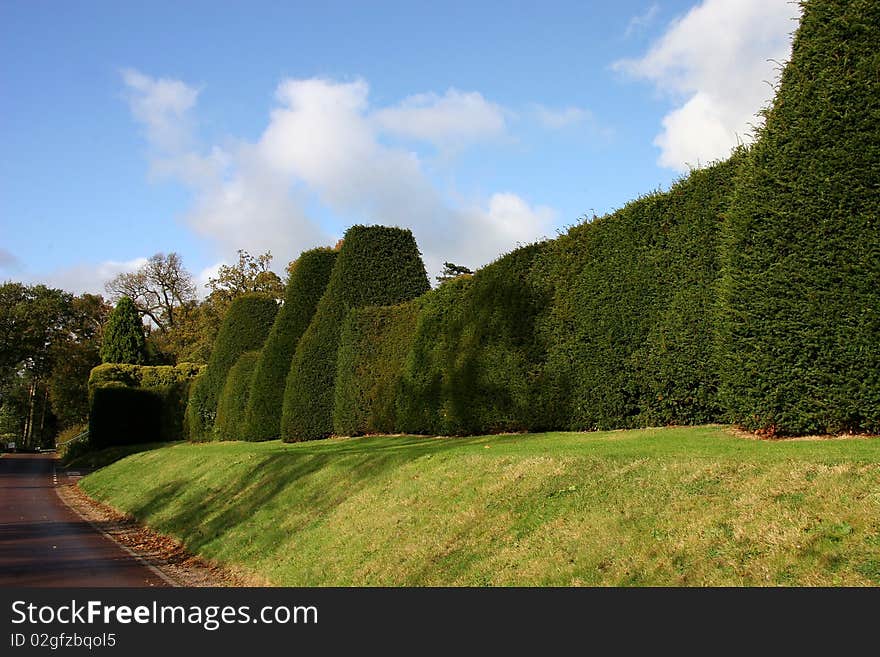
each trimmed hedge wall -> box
[215,351,261,441]
[534,158,739,431]
[717,0,880,435]
[88,363,202,447]
[89,362,203,392]
[243,248,337,441]
[395,243,553,435]
[333,300,421,436]
[281,226,430,441]
[185,294,279,441]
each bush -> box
[395,277,470,435]
[396,243,553,435]
[532,158,738,431]
[89,386,163,448]
[56,422,89,462]
[334,300,421,436]
[215,351,261,440]
[87,363,201,446]
[185,294,279,441]
[100,297,147,364]
[717,0,880,435]
[281,226,430,441]
[243,248,337,441]
[89,362,203,393]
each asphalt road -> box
[0,453,168,587]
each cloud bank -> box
[123,72,557,278]
[614,0,800,171]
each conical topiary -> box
[215,350,261,441]
[242,248,337,441]
[281,225,430,441]
[185,293,278,441]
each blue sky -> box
[0,0,800,293]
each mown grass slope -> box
[80,426,880,586]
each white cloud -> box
[625,4,659,38]
[123,72,330,265]
[613,0,800,171]
[121,68,200,153]
[373,88,506,150]
[195,261,225,297]
[443,193,554,275]
[532,105,590,130]
[123,71,554,278]
[29,257,148,296]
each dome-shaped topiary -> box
[215,350,261,441]
[718,0,880,435]
[242,248,337,441]
[185,293,278,441]
[281,225,430,441]
[100,296,147,364]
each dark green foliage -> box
[89,362,203,392]
[334,301,421,436]
[100,297,147,364]
[185,294,279,441]
[281,226,430,441]
[87,362,202,446]
[243,248,337,441]
[215,351,260,440]
[396,244,553,435]
[89,384,190,448]
[718,0,880,435]
[536,159,738,430]
[89,387,163,448]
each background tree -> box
[106,252,196,331]
[100,297,147,364]
[186,250,285,363]
[435,262,473,285]
[0,283,71,447]
[206,250,284,305]
[47,294,110,428]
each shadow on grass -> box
[64,442,181,471]
[119,444,443,558]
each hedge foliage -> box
[215,351,261,441]
[88,362,203,392]
[717,0,880,435]
[185,294,278,441]
[539,158,740,430]
[100,297,147,364]
[396,243,553,435]
[333,300,421,436]
[281,226,430,441]
[243,248,337,441]
[88,362,202,447]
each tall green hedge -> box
[281,226,430,441]
[88,362,202,446]
[534,157,738,431]
[89,362,203,392]
[395,243,553,435]
[215,351,261,441]
[717,0,880,435]
[243,248,337,441]
[186,294,278,441]
[100,297,147,364]
[334,300,421,436]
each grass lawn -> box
[79,425,880,586]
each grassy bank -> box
[80,426,880,586]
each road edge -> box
[52,461,180,587]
